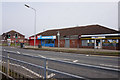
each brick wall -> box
[70,39,79,48]
[78,39,82,48]
[60,39,65,47]
[55,39,65,47]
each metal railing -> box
[2,50,88,80]
[4,50,120,72]
[2,50,120,80]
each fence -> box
[2,51,88,80]
[1,50,120,80]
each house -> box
[1,30,26,45]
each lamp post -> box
[25,4,36,48]
[57,31,60,48]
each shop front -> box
[37,35,56,47]
[80,34,120,50]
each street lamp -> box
[57,31,60,48]
[25,4,36,48]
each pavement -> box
[23,46,120,57]
[24,46,120,52]
[1,46,120,79]
[43,46,119,52]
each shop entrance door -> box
[95,39,102,49]
[65,39,70,48]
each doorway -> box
[95,39,102,49]
[65,39,70,48]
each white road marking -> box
[73,60,78,63]
[17,51,21,54]
[63,59,71,60]
[86,55,89,56]
[100,64,120,68]
[38,56,77,62]
[49,57,73,62]
[2,61,43,78]
[22,66,42,78]
[3,49,6,51]
[4,50,16,53]
[38,55,46,58]
[47,73,55,78]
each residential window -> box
[8,34,11,38]
[15,33,18,38]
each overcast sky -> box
[2,1,119,38]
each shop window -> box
[45,40,54,44]
[102,39,118,47]
[51,39,54,43]
[88,40,94,46]
[82,40,88,46]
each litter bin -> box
[20,43,23,48]
[38,44,42,48]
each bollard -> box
[44,58,48,80]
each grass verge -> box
[24,47,120,56]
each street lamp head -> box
[25,4,30,8]
[57,31,60,36]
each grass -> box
[24,47,120,56]
[0,44,8,46]
[10,43,20,46]
[0,43,21,47]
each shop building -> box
[29,25,120,50]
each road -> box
[1,46,120,79]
